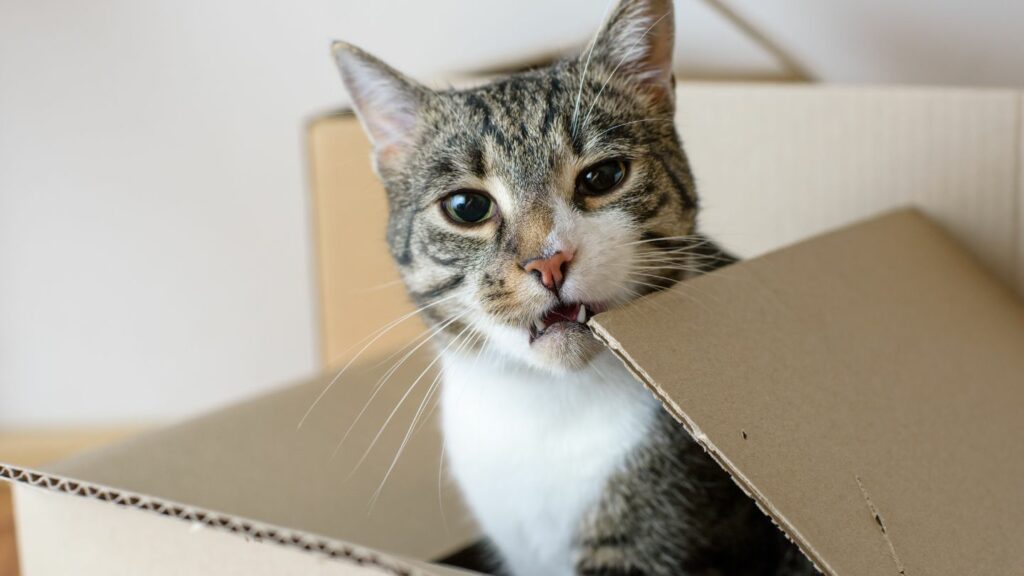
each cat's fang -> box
[533,318,546,334]
[577,304,587,323]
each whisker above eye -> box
[586,117,674,147]
[579,10,674,134]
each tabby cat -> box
[333,0,816,574]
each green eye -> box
[577,159,628,196]
[442,190,495,225]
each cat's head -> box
[334,0,700,373]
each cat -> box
[332,0,817,574]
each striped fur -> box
[334,0,817,574]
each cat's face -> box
[336,0,698,373]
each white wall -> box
[2,0,1021,427]
[0,0,783,427]
[729,0,1024,86]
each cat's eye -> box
[576,159,628,196]
[442,190,495,225]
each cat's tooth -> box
[534,318,546,333]
[577,304,587,323]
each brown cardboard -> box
[13,486,473,576]
[10,209,1022,576]
[6,84,1024,575]
[4,348,478,575]
[310,115,425,370]
[676,84,1022,295]
[591,209,1024,575]
[311,85,1024,372]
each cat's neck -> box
[439,343,658,423]
[437,343,661,576]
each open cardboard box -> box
[4,84,1024,575]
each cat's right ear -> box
[588,0,675,105]
[332,41,424,172]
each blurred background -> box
[3,0,1024,431]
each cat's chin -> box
[528,322,604,372]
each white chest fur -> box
[440,349,659,576]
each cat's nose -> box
[522,249,574,293]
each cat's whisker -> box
[586,117,673,148]
[413,326,482,438]
[350,313,469,464]
[571,0,619,137]
[627,250,721,266]
[437,330,490,534]
[628,254,705,265]
[629,263,714,273]
[629,243,716,257]
[367,318,450,370]
[298,293,460,429]
[631,249,735,265]
[630,250,720,261]
[330,0,816,565]
[348,278,406,294]
[331,312,466,461]
[627,262,706,274]
[580,10,672,133]
[366,321,477,511]
[618,234,705,247]
[437,432,450,534]
[630,263,746,285]
[632,269,729,306]
[628,278,716,314]
[601,279,675,316]
[628,270,687,283]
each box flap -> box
[310,114,427,369]
[591,209,1024,576]
[4,348,477,569]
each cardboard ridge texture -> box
[6,83,1024,575]
[592,209,1024,576]
[0,464,417,574]
[7,346,478,575]
[8,206,1024,576]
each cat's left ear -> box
[589,0,676,104]
[332,41,425,172]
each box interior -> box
[5,83,1024,575]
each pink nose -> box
[523,250,574,292]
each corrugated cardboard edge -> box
[0,463,437,576]
[586,217,918,576]
[583,207,926,576]
[587,323,831,576]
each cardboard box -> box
[313,83,1024,369]
[4,84,1024,575]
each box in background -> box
[4,83,1024,575]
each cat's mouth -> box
[528,301,602,344]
